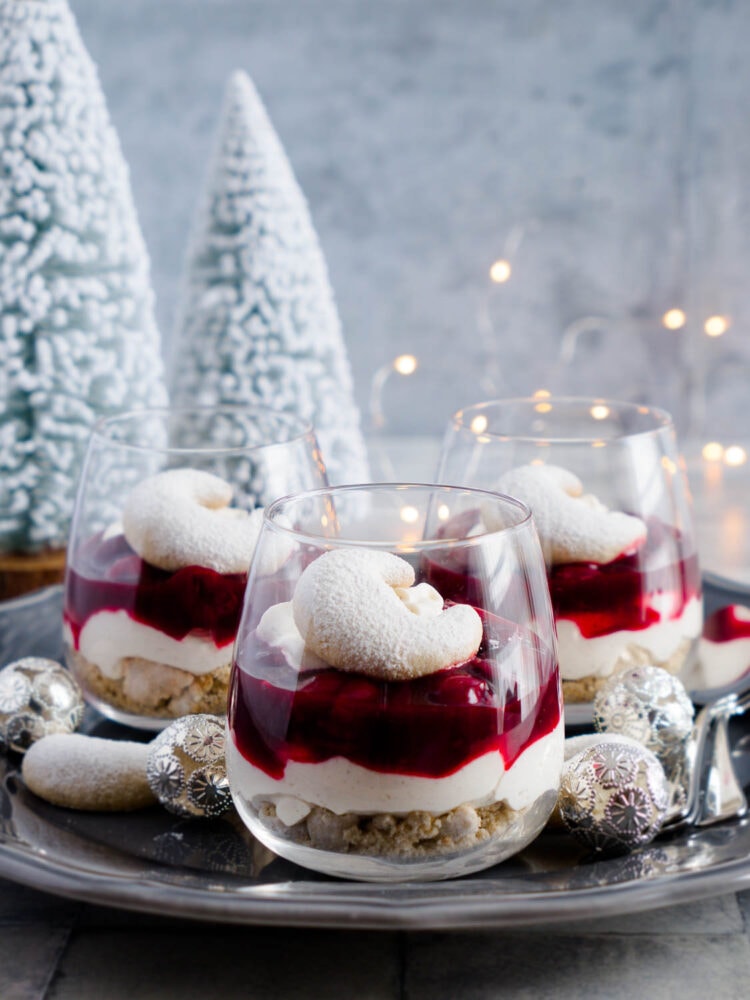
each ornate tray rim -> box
[2,824,750,929]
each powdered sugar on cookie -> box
[488,464,646,565]
[291,548,483,680]
[121,467,290,575]
[22,733,155,811]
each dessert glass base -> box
[65,646,230,731]
[229,783,558,882]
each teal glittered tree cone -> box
[170,70,369,485]
[0,0,168,601]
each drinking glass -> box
[63,406,327,729]
[438,397,702,708]
[227,483,563,881]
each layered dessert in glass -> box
[227,484,563,881]
[438,398,703,705]
[64,488,253,721]
[63,407,326,729]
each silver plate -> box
[3,748,750,929]
[1,587,750,930]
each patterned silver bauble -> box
[558,741,670,854]
[593,665,694,778]
[0,658,84,754]
[146,714,232,818]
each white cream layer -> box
[692,636,750,690]
[227,717,564,820]
[556,596,703,681]
[256,602,329,672]
[65,610,230,679]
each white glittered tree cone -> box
[0,0,168,600]
[170,70,369,485]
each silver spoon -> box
[661,690,750,832]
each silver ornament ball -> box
[559,740,670,854]
[146,714,233,818]
[593,665,694,774]
[0,658,84,754]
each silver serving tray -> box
[1,586,750,930]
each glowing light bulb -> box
[724,445,747,467]
[535,402,552,414]
[704,315,729,337]
[590,404,610,421]
[489,259,512,283]
[532,388,551,399]
[437,504,450,521]
[393,354,418,376]
[400,505,420,524]
[702,442,724,462]
[662,308,686,330]
[470,414,488,434]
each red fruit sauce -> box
[228,608,561,781]
[703,606,750,644]
[64,532,246,648]
[429,516,700,640]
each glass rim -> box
[89,404,316,457]
[263,482,533,550]
[449,395,675,445]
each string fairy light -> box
[704,315,730,338]
[399,505,420,524]
[369,354,420,430]
[393,353,418,375]
[724,445,747,467]
[489,258,512,283]
[662,308,686,330]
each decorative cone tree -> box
[0,0,168,598]
[171,70,369,485]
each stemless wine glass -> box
[438,398,703,709]
[227,483,563,882]
[63,406,327,730]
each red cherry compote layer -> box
[430,514,700,639]
[64,531,246,649]
[703,605,750,644]
[228,607,561,782]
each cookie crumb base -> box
[66,646,230,720]
[256,798,526,858]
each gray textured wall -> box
[72,0,750,438]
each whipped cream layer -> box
[256,601,329,672]
[64,610,231,679]
[556,596,703,681]
[227,717,564,820]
